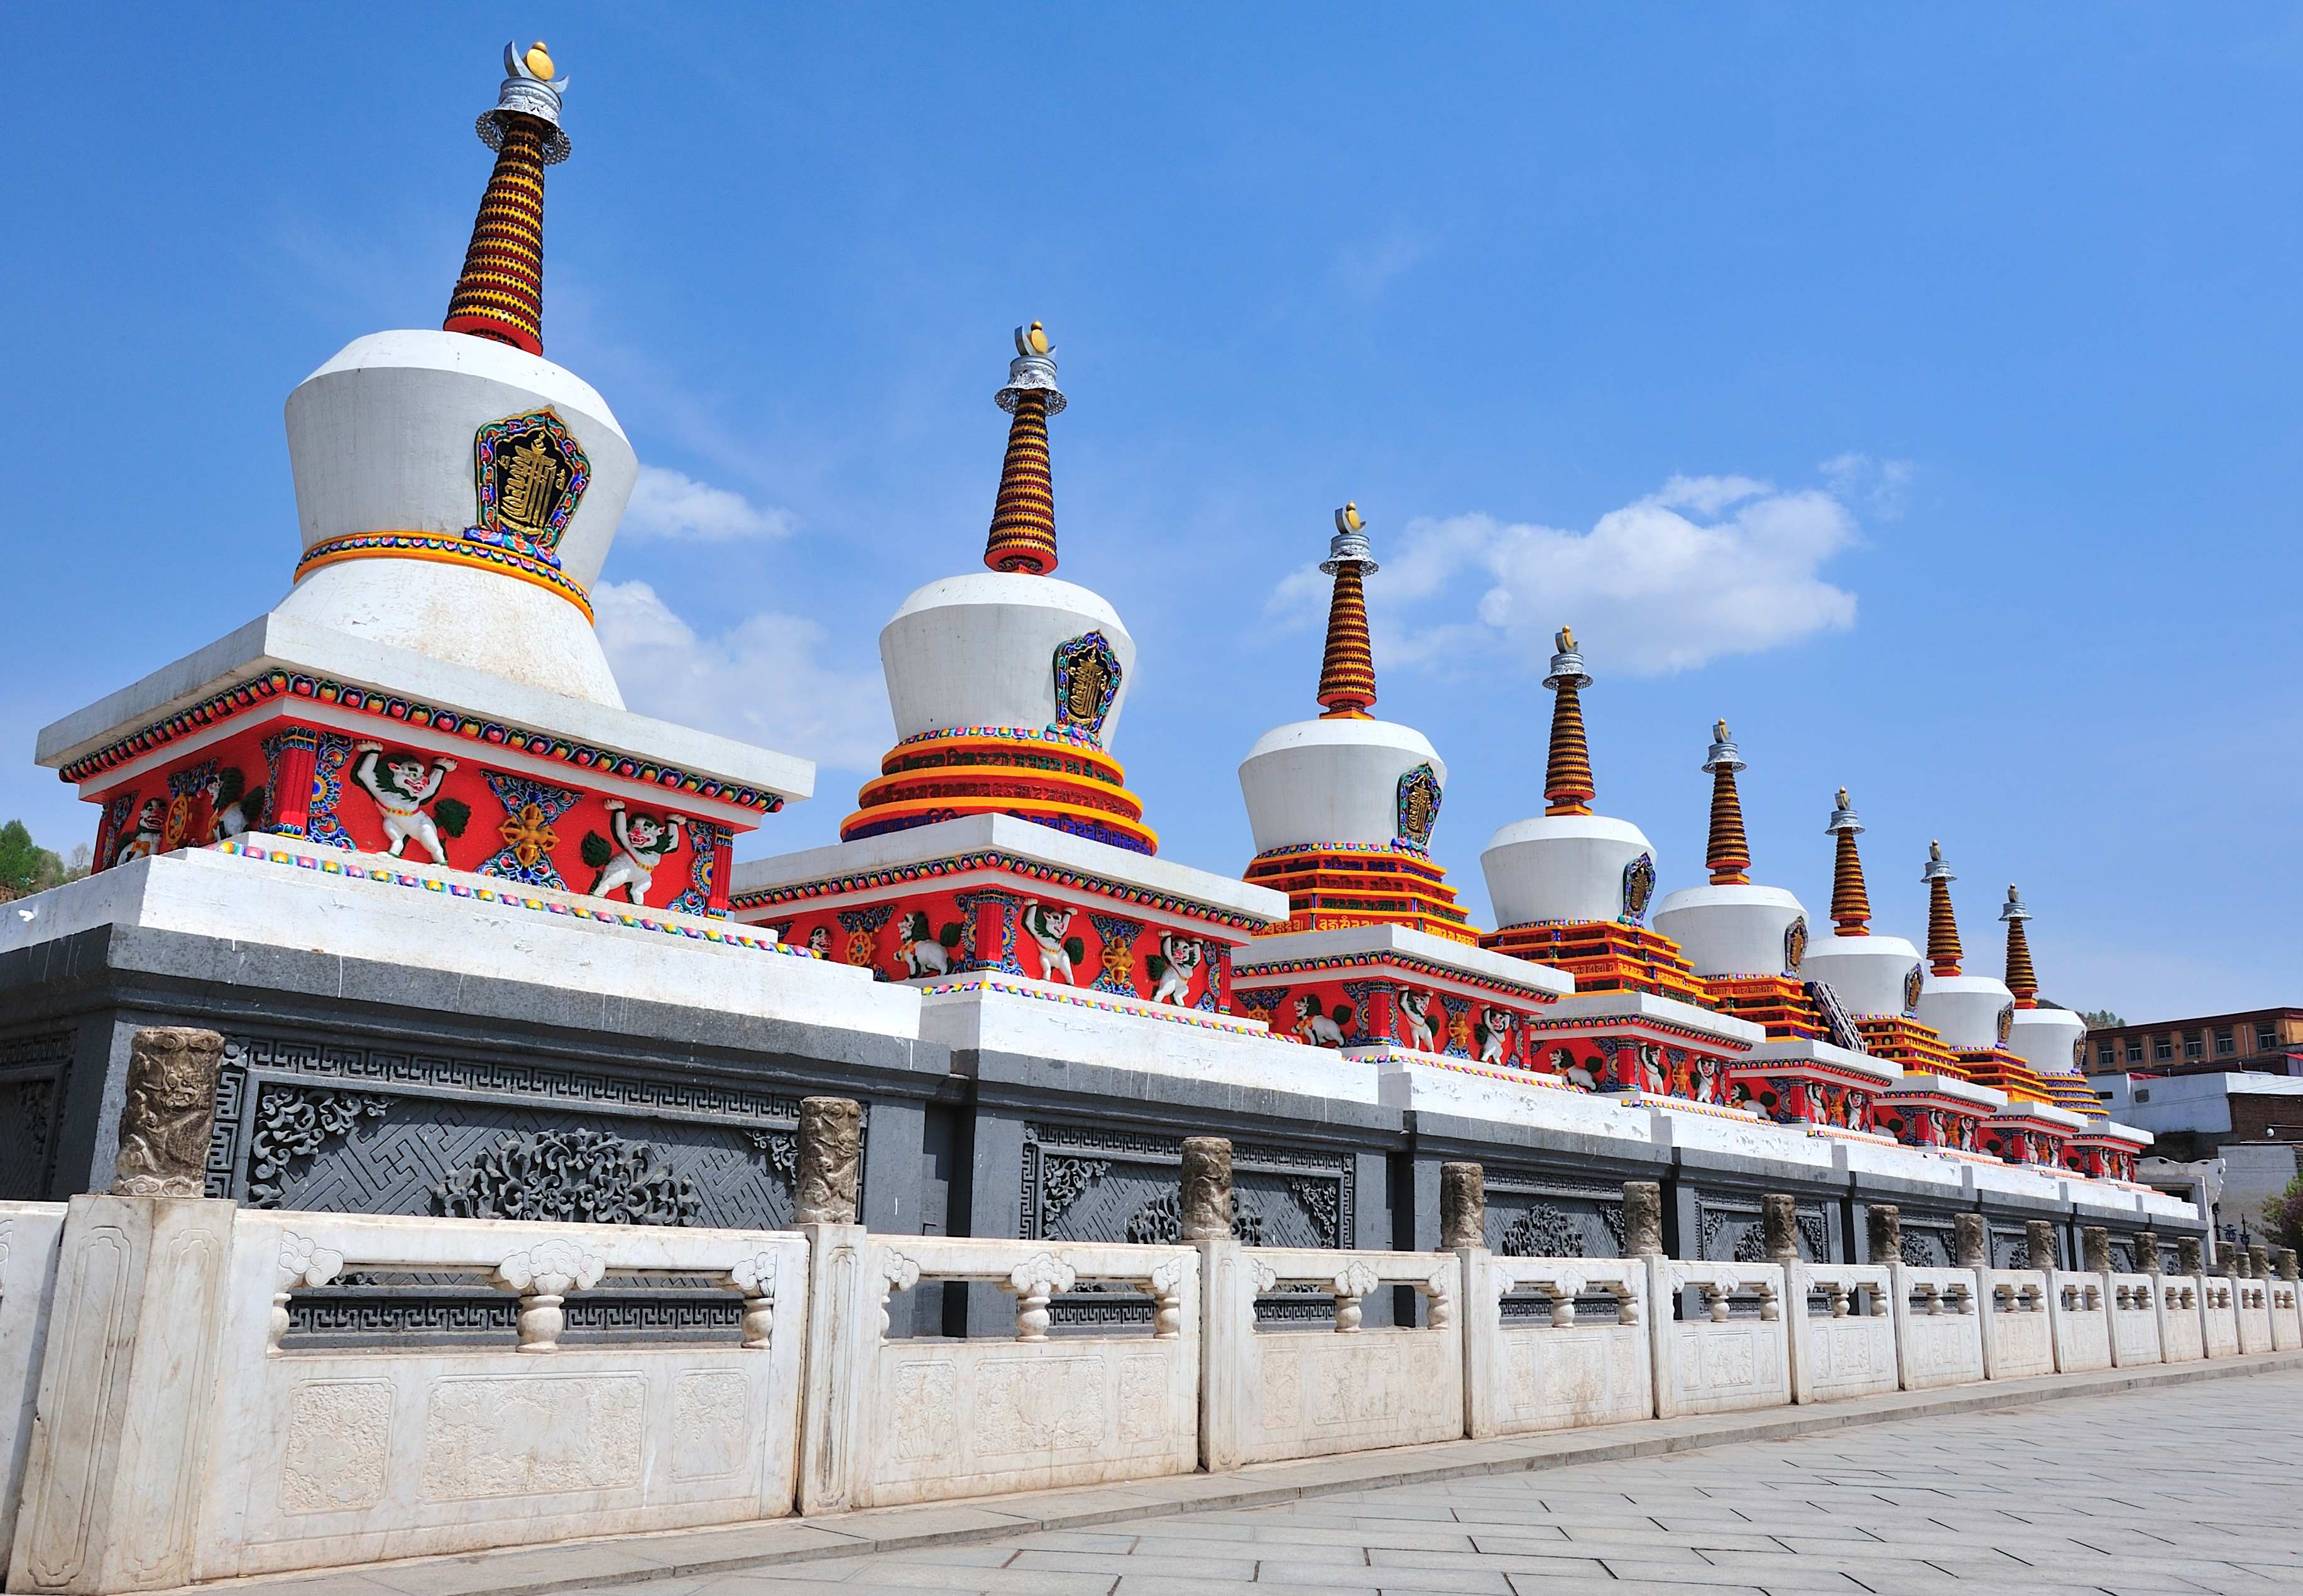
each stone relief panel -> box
[0,1030,70,1200]
[669,1370,753,1484]
[419,1374,647,1500]
[1694,1194,1830,1264]
[1019,1120,1350,1327]
[277,1380,395,1515]
[211,1031,846,1343]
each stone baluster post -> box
[2249,1244,2271,1281]
[1180,1137,1234,1241]
[1953,1213,1988,1269]
[1761,1194,1800,1265]
[2135,1229,2161,1274]
[795,1096,863,1225]
[2281,1248,2300,1282]
[1440,1162,1485,1252]
[1622,1181,1664,1259]
[9,1027,235,1596]
[2024,1220,2057,1272]
[2082,1227,2112,1274]
[1867,1204,1901,1264]
[2177,1236,2203,1277]
[794,1095,871,1516]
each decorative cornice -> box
[55,668,784,813]
[293,532,594,620]
[216,839,799,954]
[1517,1010,1756,1054]
[921,975,1273,1038]
[1230,946,1565,1004]
[730,847,1273,931]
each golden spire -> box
[444,41,571,357]
[1702,719,1750,885]
[1542,627,1595,816]
[1315,503,1378,718]
[1825,786,1870,936]
[983,322,1064,575]
[1922,839,1962,977]
[2001,883,2038,1008]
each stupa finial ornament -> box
[1825,785,1871,936]
[446,40,572,356]
[1315,503,1379,719]
[2001,882,2039,1008]
[984,321,1064,576]
[1700,718,1750,885]
[1541,626,1595,817]
[1922,838,1963,977]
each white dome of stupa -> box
[1654,722,1811,979]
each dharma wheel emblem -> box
[1395,763,1442,848]
[1051,631,1122,741]
[473,407,590,555]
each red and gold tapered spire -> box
[1825,787,1871,935]
[983,322,1065,575]
[1316,503,1377,718]
[1702,720,1751,885]
[1542,628,1595,816]
[1922,840,1962,976]
[444,41,571,358]
[2001,884,2038,1008]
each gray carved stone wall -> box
[1482,1173,1627,1261]
[0,1032,68,1200]
[1693,1193,1829,1263]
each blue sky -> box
[6,8,2298,1019]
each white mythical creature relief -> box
[1474,1007,1518,1064]
[352,743,456,864]
[1149,932,1203,1005]
[1294,993,1352,1048]
[1019,900,1078,985]
[591,799,685,905]
[1397,988,1439,1052]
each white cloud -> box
[1820,452,1915,521]
[621,466,796,543]
[594,581,890,772]
[1273,473,1864,679]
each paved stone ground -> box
[588,1369,2303,1596]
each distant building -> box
[2092,1072,2303,1252]
[2082,1008,2303,1078]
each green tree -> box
[2265,1173,2303,1255]
[0,821,82,897]
[2080,1008,2125,1029]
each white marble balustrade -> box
[2270,1279,2303,1352]
[1975,1268,2054,1380]
[797,1229,1198,1514]
[2104,1272,2164,1367]
[1885,1264,1985,1392]
[1200,1242,1462,1469]
[2235,1279,2275,1354]
[2044,1269,2112,1374]
[1460,1252,1650,1437]
[1783,1262,1896,1405]
[2200,1279,2241,1358]
[0,1203,65,1576]
[2157,1277,2207,1362]
[1648,1259,1790,1418]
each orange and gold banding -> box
[1923,843,1964,977]
[1543,681,1595,816]
[292,532,593,620]
[1827,790,1871,936]
[1481,920,1710,1005]
[1703,974,1824,1040]
[1853,1014,1962,1076]
[1316,560,1377,718]
[983,390,1058,575]
[1704,723,1751,886]
[1956,1046,2101,1114]
[840,730,1157,855]
[2003,886,2038,1008]
[444,115,549,356]
[1246,844,1474,943]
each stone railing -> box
[2270,1271,2302,1353]
[1649,1259,1789,1418]
[2199,1277,2241,1359]
[1200,1242,1460,1469]
[799,1228,1199,1512]
[0,1203,66,1571]
[0,1058,2281,1593]
[1461,1250,1650,1436]
[1784,1262,1896,1404]
[2233,1273,2275,1355]
[2104,1272,2164,1367]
